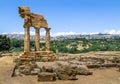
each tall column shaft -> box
[24,28,30,52]
[35,28,40,51]
[45,28,50,51]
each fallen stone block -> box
[87,64,101,68]
[76,65,93,75]
[58,73,78,80]
[42,66,54,72]
[57,65,78,80]
[38,72,56,82]
[57,73,70,80]
[117,64,120,71]
[101,63,117,67]
[69,60,84,65]
[19,64,32,75]
[117,63,120,67]
[57,61,69,66]
[31,68,41,75]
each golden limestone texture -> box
[18,6,55,63]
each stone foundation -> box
[19,51,56,64]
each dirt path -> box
[0,56,120,84]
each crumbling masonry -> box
[18,6,55,63]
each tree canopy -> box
[0,35,10,51]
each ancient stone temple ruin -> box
[18,6,55,63]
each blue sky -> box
[0,0,120,35]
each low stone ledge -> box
[38,72,56,82]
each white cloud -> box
[11,32,25,35]
[81,32,87,35]
[30,31,35,35]
[2,32,8,34]
[81,32,99,35]
[2,29,120,36]
[2,31,46,35]
[2,31,79,36]
[89,32,99,35]
[51,32,79,36]
[1,31,100,36]
[40,31,46,36]
[104,29,120,34]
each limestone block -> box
[14,69,21,76]
[58,73,77,80]
[31,68,41,75]
[102,63,117,67]
[57,65,78,80]
[19,65,32,75]
[76,65,93,75]
[69,60,85,65]
[87,64,101,68]
[38,72,56,81]
[19,63,37,75]
[57,73,70,80]
[117,63,120,67]
[42,66,54,73]
[57,61,69,66]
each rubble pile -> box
[57,53,120,68]
[13,61,92,81]
[12,52,120,81]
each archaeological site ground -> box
[0,51,120,84]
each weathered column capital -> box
[45,28,51,31]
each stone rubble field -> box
[0,51,120,84]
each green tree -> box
[10,38,23,48]
[10,38,24,52]
[0,35,10,51]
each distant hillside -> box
[1,33,120,53]
[1,34,45,40]
[50,37,120,53]
[1,33,120,40]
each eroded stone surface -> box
[18,6,48,30]
[18,6,53,61]
[38,72,56,81]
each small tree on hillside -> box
[0,35,10,51]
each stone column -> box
[24,28,30,52]
[45,28,51,51]
[35,28,40,51]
